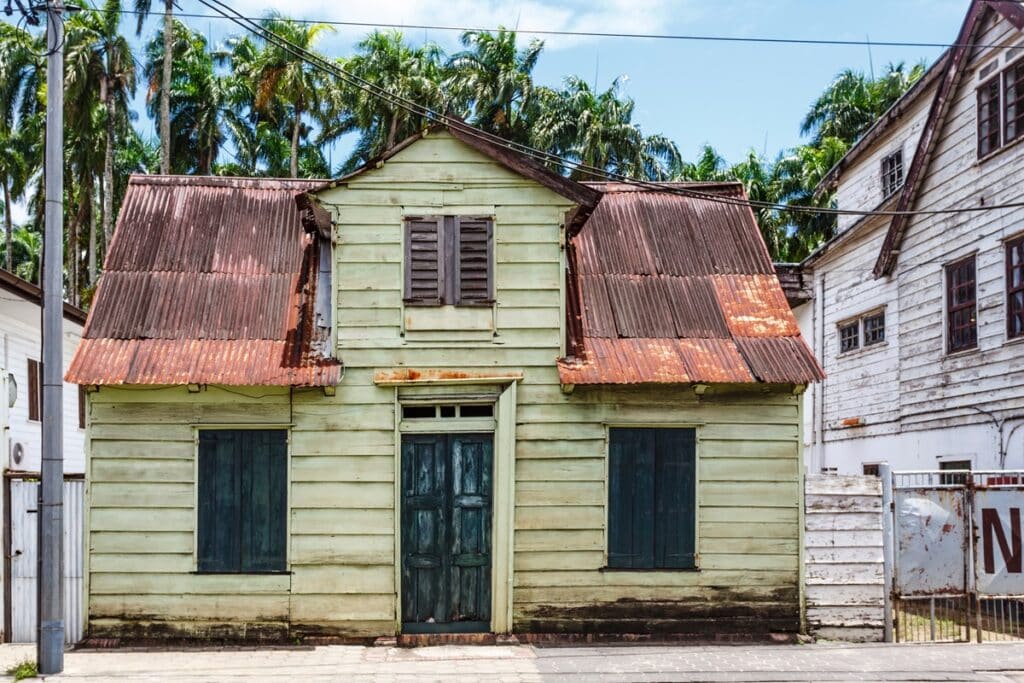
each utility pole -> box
[38,0,65,673]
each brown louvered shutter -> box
[404,217,443,305]
[27,359,40,422]
[455,217,493,305]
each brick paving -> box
[1,641,1024,682]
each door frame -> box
[391,379,517,634]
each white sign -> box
[975,489,1024,595]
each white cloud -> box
[236,0,703,50]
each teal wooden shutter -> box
[654,429,696,569]
[608,428,655,568]
[608,428,696,569]
[240,430,288,571]
[198,429,287,572]
[198,431,242,572]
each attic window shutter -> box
[404,217,443,304]
[455,217,494,305]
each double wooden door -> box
[401,433,493,633]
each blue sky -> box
[121,0,966,165]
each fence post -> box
[880,463,894,643]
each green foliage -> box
[5,658,37,681]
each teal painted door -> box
[401,433,492,633]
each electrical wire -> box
[85,4,1024,52]
[191,0,1024,220]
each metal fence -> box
[884,467,1024,643]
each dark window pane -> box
[864,312,886,345]
[439,405,457,418]
[1007,236,1024,339]
[459,404,494,418]
[979,77,1002,157]
[402,405,436,419]
[863,464,880,477]
[839,322,859,353]
[946,256,977,352]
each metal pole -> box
[38,0,65,673]
[880,462,894,643]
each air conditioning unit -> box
[11,441,24,466]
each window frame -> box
[1003,55,1024,145]
[862,463,881,477]
[193,426,291,574]
[978,73,1003,158]
[863,311,886,346]
[603,424,700,572]
[879,148,904,199]
[1006,234,1024,340]
[838,320,860,354]
[403,214,495,307]
[945,255,979,354]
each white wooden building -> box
[0,268,87,642]
[791,1,1024,475]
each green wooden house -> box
[67,124,823,641]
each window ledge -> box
[192,570,292,576]
[976,132,1024,166]
[599,566,700,573]
[837,340,889,360]
[943,346,980,360]
[1003,335,1024,348]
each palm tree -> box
[338,31,448,171]
[10,225,41,284]
[532,77,680,181]
[245,14,333,178]
[0,24,42,271]
[132,0,173,174]
[65,0,136,290]
[446,28,543,142]
[801,61,925,145]
[144,22,246,174]
[672,145,728,181]
[774,137,850,258]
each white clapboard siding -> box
[804,474,884,642]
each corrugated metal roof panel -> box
[67,175,340,387]
[560,183,823,386]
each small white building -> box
[0,268,86,642]
[792,1,1024,475]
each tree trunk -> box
[387,114,398,150]
[103,80,115,252]
[3,181,12,272]
[88,177,97,284]
[68,196,84,307]
[160,0,173,174]
[290,107,301,179]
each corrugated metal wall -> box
[8,479,84,644]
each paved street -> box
[3,641,1024,682]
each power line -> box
[189,0,1024,221]
[75,5,1024,51]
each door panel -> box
[401,435,448,626]
[401,433,492,633]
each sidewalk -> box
[2,641,1024,682]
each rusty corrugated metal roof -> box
[559,184,824,386]
[66,175,341,387]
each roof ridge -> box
[128,174,329,188]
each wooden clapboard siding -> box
[804,475,884,642]
[85,130,804,639]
